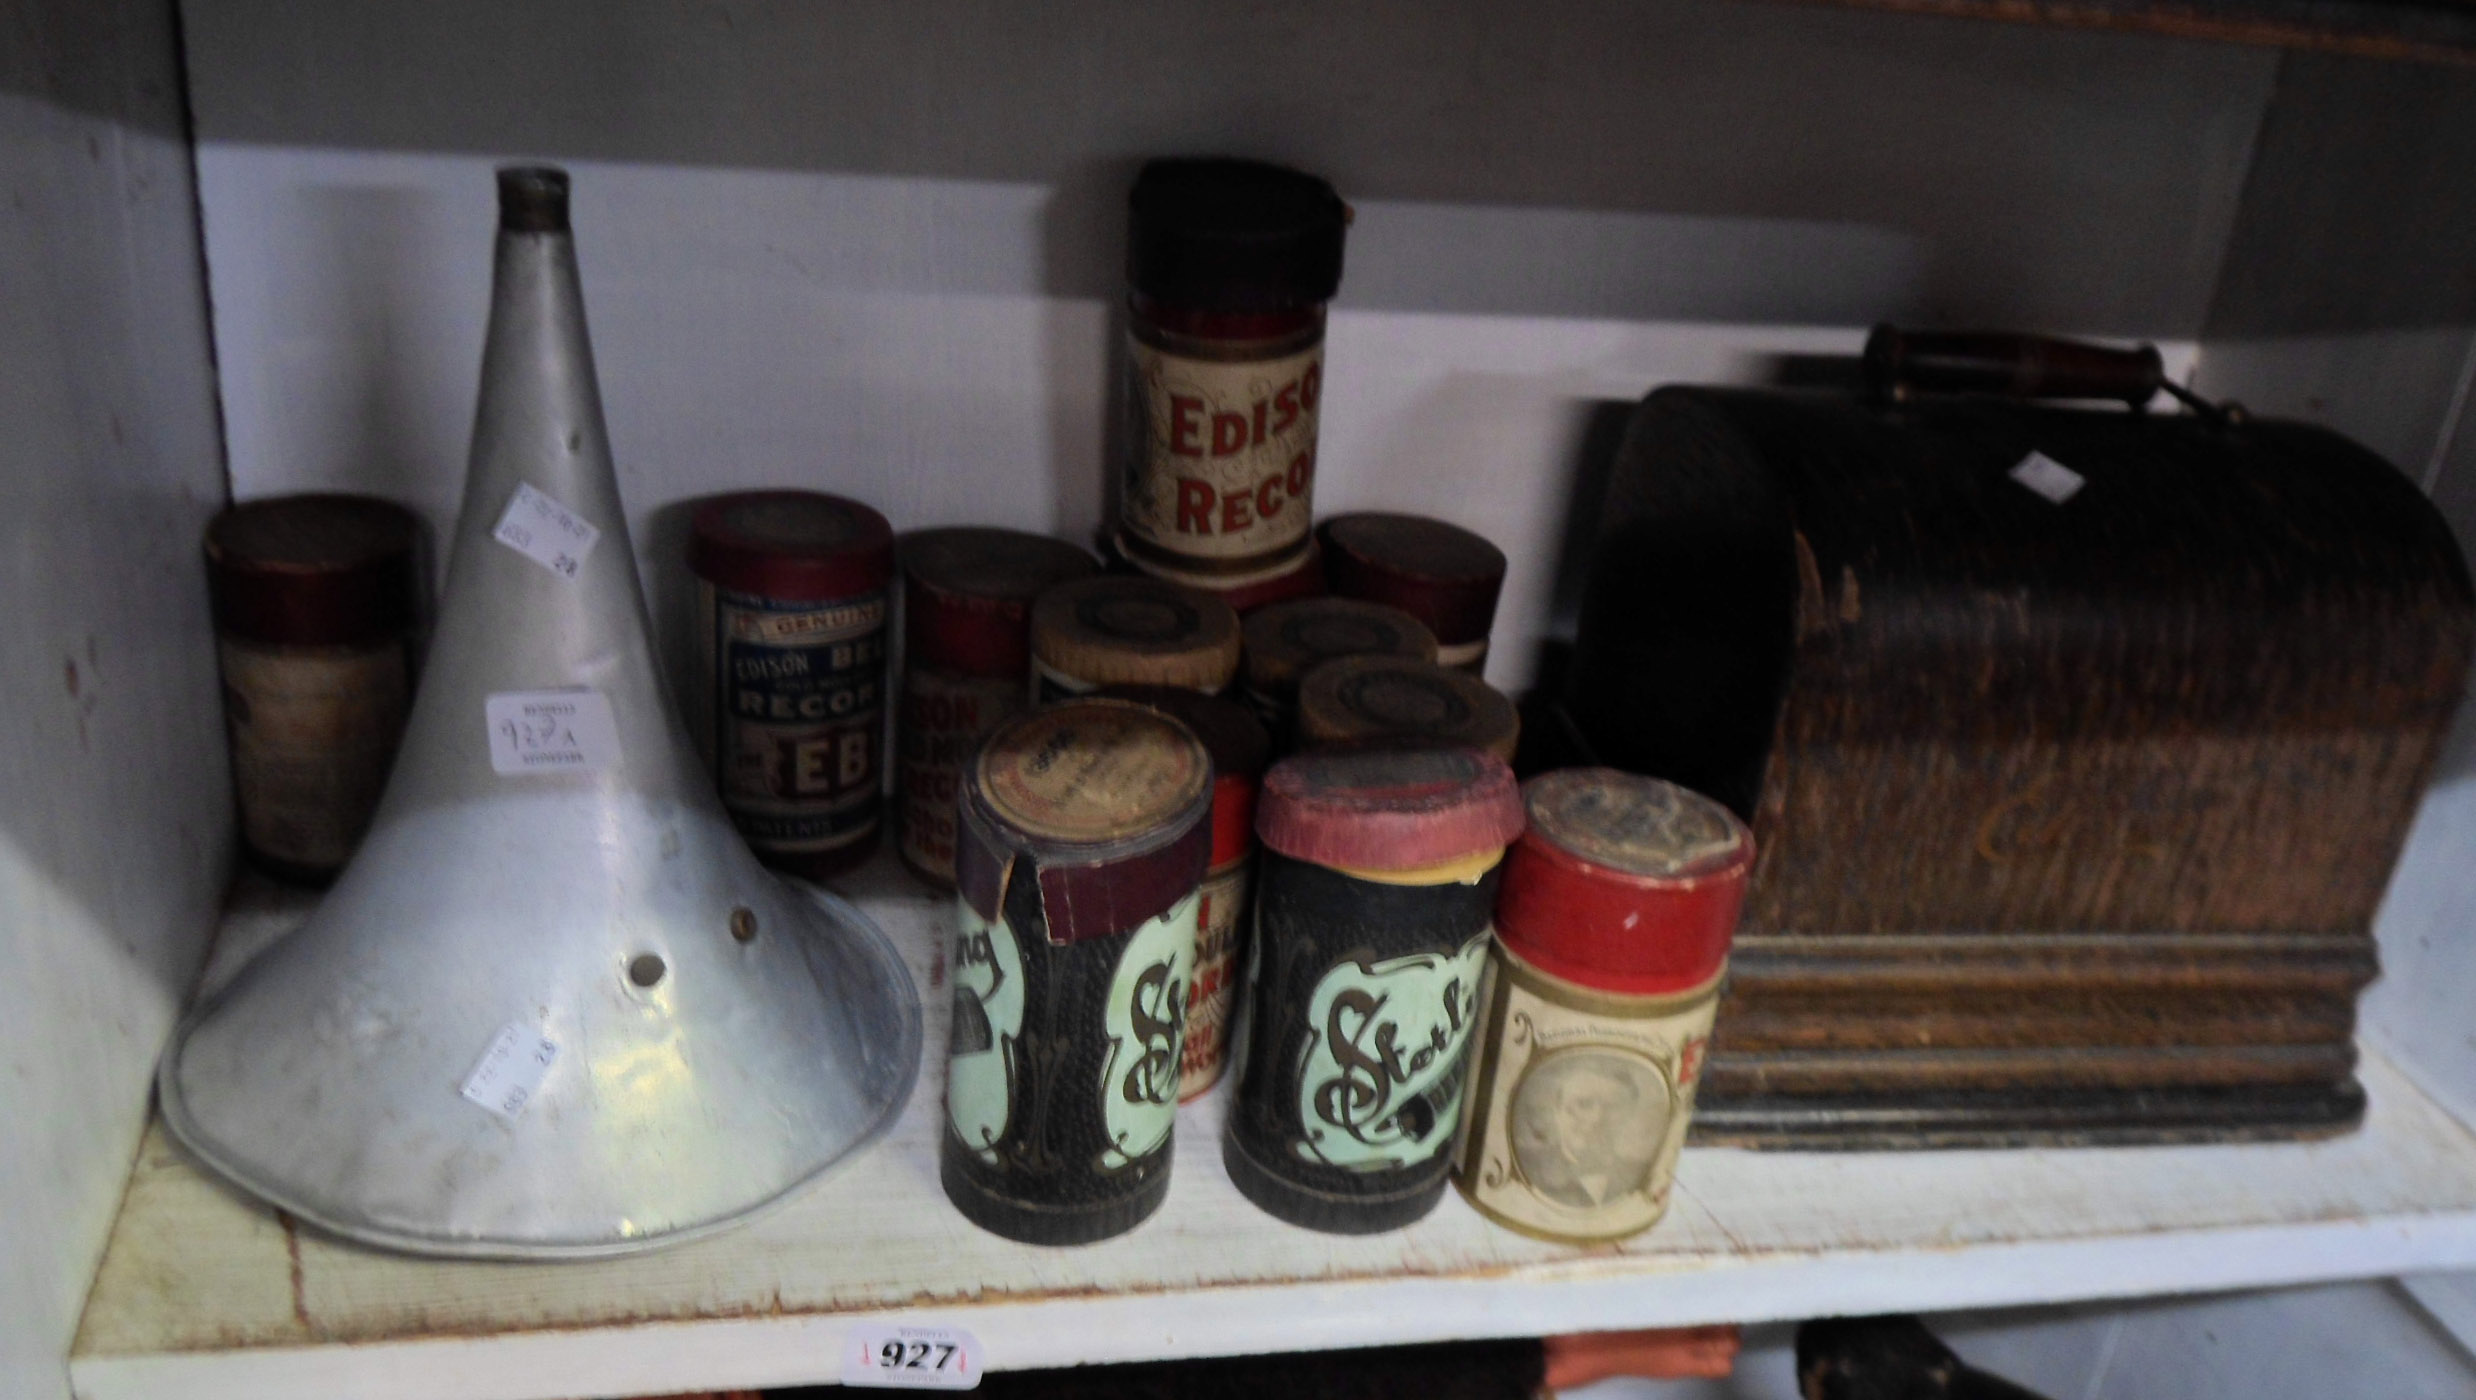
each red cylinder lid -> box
[902,528,1098,675]
[690,490,894,601]
[1320,512,1507,645]
[1097,684,1272,868]
[1255,744,1523,873]
[1497,768,1755,995]
[205,494,423,647]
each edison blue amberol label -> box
[708,583,888,854]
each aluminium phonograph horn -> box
[158,167,922,1258]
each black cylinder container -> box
[942,699,1214,1245]
[1223,745,1526,1233]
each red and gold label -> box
[897,668,1027,884]
[1177,855,1253,1101]
[1121,338,1322,571]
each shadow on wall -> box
[163,0,2286,336]
[1518,354,1869,694]
[288,186,461,520]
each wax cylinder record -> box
[1295,654,1520,762]
[896,528,1100,885]
[690,491,894,878]
[1115,532,1330,616]
[1454,769,1754,1244]
[1097,684,1274,1101]
[206,494,424,884]
[1029,574,1242,699]
[1320,513,1508,675]
[942,699,1214,1245]
[1240,597,1437,741]
[1224,744,1526,1234]
[1118,157,1348,580]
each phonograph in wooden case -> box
[1542,329,2475,1148]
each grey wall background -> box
[181,0,2278,334]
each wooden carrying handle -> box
[1864,325,2163,407]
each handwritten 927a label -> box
[845,1324,983,1390]
[460,1023,558,1118]
[493,481,601,578]
[486,689,620,775]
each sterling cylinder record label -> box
[1223,745,1525,1234]
[1292,930,1491,1171]
[940,700,1213,1245]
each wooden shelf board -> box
[1781,0,2476,64]
[69,857,2476,1400]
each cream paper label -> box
[219,640,409,870]
[1453,950,1720,1242]
[1122,339,1322,564]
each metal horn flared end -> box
[157,167,922,1259]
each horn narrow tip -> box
[497,166,570,234]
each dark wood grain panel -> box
[1560,386,2470,1146]
[1704,1043,2355,1095]
[1689,1081,2366,1149]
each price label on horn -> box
[845,1324,983,1390]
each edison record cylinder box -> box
[1554,337,2474,1148]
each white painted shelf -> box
[69,856,2476,1400]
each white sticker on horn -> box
[2009,451,2086,505]
[461,1023,558,1118]
[493,481,601,578]
[486,688,620,775]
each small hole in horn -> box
[730,907,758,943]
[627,954,667,988]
